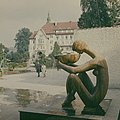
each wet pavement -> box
[0,87,53,120]
[0,69,67,95]
[0,87,119,120]
[0,69,120,120]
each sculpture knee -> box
[69,74,76,78]
[67,74,78,85]
[68,74,77,81]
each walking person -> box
[35,61,42,77]
[41,64,47,77]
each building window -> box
[38,38,44,43]
[66,30,69,33]
[50,46,53,50]
[41,46,42,49]
[61,35,64,39]
[70,35,73,40]
[38,38,42,43]
[39,35,43,37]
[32,54,35,58]
[66,36,68,39]
[66,47,69,51]
[50,40,53,44]
[50,35,53,38]
[56,36,59,40]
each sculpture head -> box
[72,40,87,54]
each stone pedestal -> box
[19,95,111,120]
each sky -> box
[0,0,81,48]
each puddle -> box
[0,87,53,107]
[0,87,53,120]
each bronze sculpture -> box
[56,40,109,115]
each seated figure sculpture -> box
[56,40,109,115]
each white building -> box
[29,14,78,64]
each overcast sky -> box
[0,0,81,48]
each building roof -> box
[29,31,38,39]
[29,21,78,39]
[42,21,78,35]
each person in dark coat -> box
[35,61,42,77]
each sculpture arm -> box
[58,58,102,74]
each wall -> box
[75,26,120,87]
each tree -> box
[107,0,120,25]
[35,51,53,68]
[50,42,62,56]
[14,27,32,62]
[6,51,21,63]
[80,0,90,12]
[37,51,46,65]
[0,43,9,66]
[48,42,62,67]
[78,0,112,28]
[0,43,4,63]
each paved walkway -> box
[0,68,120,120]
[0,69,67,95]
[0,68,120,99]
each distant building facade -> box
[29,14,78,64]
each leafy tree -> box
[0,43,4,63]
[6,51,18,69]
[48,42,62,67]
[49,42,62,58]
[6,51,28,69]
[0,43,9,66]
[107,0,120,25]
[37,51,46,65]
[44,57,53,68]
[6,51,21,63]
[80,0,90,12]
[14,27,32,62]
[78,0,112,28]
[34,51,53,68]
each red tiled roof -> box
[42,21,78,35]
[29,31,38,39]
[56,32,74,35]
